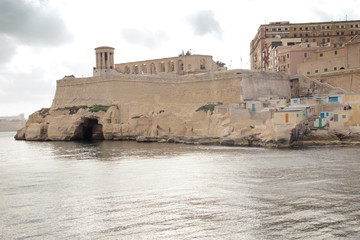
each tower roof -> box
[95,46,115,50]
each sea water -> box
[1,131,360,239]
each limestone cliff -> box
[15,103,302,147]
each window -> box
[334,67,337,71]
[334,114,338,122]
[335,50,337,55]
[300,27,303,30]
[324,68,328,72]
[307,71,310,74]
[315,70,319,73]
[342,115,346,119]
[304,53,308,57]
[320,53,323,57]
[294,34,297,37]
[200,59,206,70]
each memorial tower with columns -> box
[94,46,115,76]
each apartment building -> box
[250,20,360,71]
[298,35,360,75]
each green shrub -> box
[89,104,111,112]
[56,104,111,115]
[195,102,223,114]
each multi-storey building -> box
[250,20,360,71]
[274,42,322,74]
[298,35,360,75]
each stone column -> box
[164,61,168,73]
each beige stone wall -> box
[308,69,360,93]
[51,70,291,122]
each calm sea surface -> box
[1,131,360,240]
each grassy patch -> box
[39,108,50,118]
[89,104,111,112]
[56,105,112,115]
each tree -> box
[178,49,192,56]
[216,61,226,67]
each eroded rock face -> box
[15,104,313,147]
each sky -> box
[1,0,360,118]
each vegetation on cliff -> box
[56,105,112,115]
[196,102,223,114]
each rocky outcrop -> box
[15,103,299,147]
[293,128,360,146]
[16,103,360,148]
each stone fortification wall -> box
[52,70,291,111]
[309,68,360,93]
[239,70,291,100]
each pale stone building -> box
[296,36,360,93]
[298,36,360,75]
[93,46,225,76]
[250,20,360,71]
[274,42,321,74]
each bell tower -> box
[95,46,115,70]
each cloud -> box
[0,35,17,63]
[121,28,168,48]
[0,0,73,62]
[0,67,56,116]
[188,10,223,39]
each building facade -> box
[298,35,360,75]
[274,42,321,74]
[250,20,360,71]
[93,46,225,76]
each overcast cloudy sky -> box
[1,0,360,117]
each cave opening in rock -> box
[73,118,104,141]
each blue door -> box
[329,97,338,102]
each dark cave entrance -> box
[73,118,104,141]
